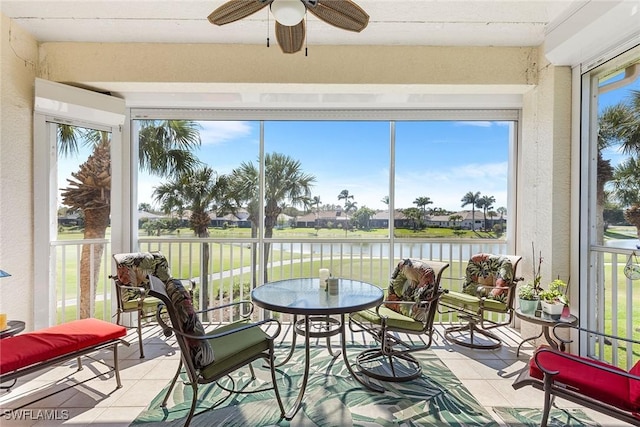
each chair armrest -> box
[109,275,147,296]
[534,346,640,381]
[160,316,282,342]
[375,290,444,317]
[154,301,274,339]
[551,323,640,347]
[118,284,147,294]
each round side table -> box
[0,320,26,339]
[515,309,577,356]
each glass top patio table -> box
[251,278,384,315]
[251,278,384,420]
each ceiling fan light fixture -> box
[270,0,306,26]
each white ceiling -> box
[1,0,583,47]
[8,0,639,109]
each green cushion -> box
[122,296,162,311]
[199,321,270,380]
[354,306,425,332]
[440,290,508,313]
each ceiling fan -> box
[208,0,369,54]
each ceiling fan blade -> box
[208,0,272,26]
[275,21,305,54]
[308,0,369,32]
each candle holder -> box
[319,268,330,291]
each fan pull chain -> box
[266,8,270,47]
[305,12,308,56]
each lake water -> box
[282,241,507,261]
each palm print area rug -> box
[493,406,601,427]
[130,345,597,427]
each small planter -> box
[518,298,539,315]
[540,300,564,320]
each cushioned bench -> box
[513,342,640,426]
[0,318,127,394]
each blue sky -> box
[58,68,638,215]
[598,70,640,168]
[137,120,511,213]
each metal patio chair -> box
[349,258,449,382]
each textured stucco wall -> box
[38,43,538,86]
[517,50,572,347]
[0,14,38,328]
[518,51,572,283]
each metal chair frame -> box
[148,275,285,427]
[513,324,640,426]
[349,259,450,382]
[110,275,195,358]
[438,254,522,349]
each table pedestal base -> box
[281,314,384,420]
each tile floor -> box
[0,322,629,426]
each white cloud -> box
[395,161,508,211]
[199,121,252,145]
[456,121,492,127]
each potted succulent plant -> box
[517,283,539,315]
[519,244,543,315]
[539,279,568,320]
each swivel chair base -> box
[444,315,502,350]
[356,348,422,382]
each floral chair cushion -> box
[462,253,515,303]
[384,259,438,322]
[165,279,215,369]
[113,251,172,303]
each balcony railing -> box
[53,237,507,322]
[51,237,638,369]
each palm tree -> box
[461,191,481,231]
[413,196,433,224]
[338,189,354,205]
[312,195,322,218]
[611,157,640,237]
[138,202,153,212]
[343,200,358,235]
[352,206,375,230]
[59,120,201,318]
[226,153,315,285]
[153,166,220,237]
[154,166,221,311]
[449,214,463,228]
[402,207,423,231]
[338,189,356,234]
[497,206,507,219]
[598,90,640,241]
[478,194,495,231]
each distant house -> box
[58,212,84,227]
[295,209,351,229]
[209,211,251,228]
[427,210,486,230]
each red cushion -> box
[529,347,633,411]
[0,319,126,374]
[629,360,640,408]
